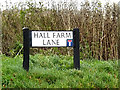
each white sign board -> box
[32,31,73,47]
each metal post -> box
[73,28,80,70]
[23,27,30,71]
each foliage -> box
[2,54,118,88]
[1,0,119,60]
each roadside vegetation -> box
[1,0,119,60]
[0,0,119,88]
[2,54,118,88]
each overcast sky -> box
[0,0,120,10]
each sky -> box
[0,0,120,10]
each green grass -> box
[0,55,2,89]
[2,54,118,88]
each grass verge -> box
[2,54,118,88]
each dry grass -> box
[1,0,119,60]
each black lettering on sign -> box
[47,40,51,45]
[43,40,46,45]
[56,39,59,45]
[43,39,59,45]
[53,33,55,38]
[39,33,50,38]
[47,33,50,38]
[61,33,65,38]
[34,32,50,38]
[66,33,71,38]
[53,33,61,38]
[56,33,61,38]
[39,33,43,38]
[53,33,71,38]
[42,33,50,38]
[34,32,38,38]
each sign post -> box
[23,27,30,71]
[73,28,80,70]
[23,28,80,71]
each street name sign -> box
[32,31,73,47]
[23,28,80,71]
